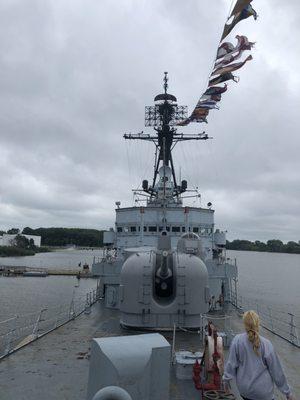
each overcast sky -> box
[0,0,299,242]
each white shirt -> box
[223,333,291,400]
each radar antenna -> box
[124,73,211,201]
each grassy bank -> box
[0,246,51,257]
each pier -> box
[0,265,93,278]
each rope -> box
[204,390,236,400]
[190,0,237,124]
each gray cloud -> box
[0,0,299,242]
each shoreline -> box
[0,246,51,257]
[228,248,300,256]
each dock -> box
[0,265,93,278]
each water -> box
[0,248,103,271]
[1,249,300,323]
[227,250,300,315]
[0,249,103,321]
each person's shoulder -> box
[236,332,247,339]
[260,335,272,346]
[260,335,274,353]
[232,332,247,344]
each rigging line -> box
[135,140,146,189]
[207,140,220,184]
[135,142,153,191]
[178,143,188,182]
[141,143,154,184]
[185,141,200,191]
[125,141,132,185]
[179,142,198,193]
[213,0,237,61]
[227,0,236,19]
[192,0,236,119]
[190,141,200,186]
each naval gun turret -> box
[120,233,210,329]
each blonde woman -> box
[223,310,295,400]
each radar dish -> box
[154,93,177,102]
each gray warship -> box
[92,73,237,330]
[1,76,299,400]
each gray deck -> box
[0,301,299,400]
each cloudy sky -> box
[0,0,299,242]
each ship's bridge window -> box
[181,227,186,233]
[193,227,199,233]
[172,226,180,233]
[117,227,122,233]
[200,227,206,235]
[144,226,147,232]
[130,226,136,232]
[124,227,129,233]
[159,226,164,232]
[149,226,157,232]
[166,226,170,232]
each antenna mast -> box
[124,73,210,201]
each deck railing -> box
[231,294,300,348]
[0,286,101,360]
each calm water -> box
[1,249,300,321]
[0,248,103,271]
[228,250,300,316]
[0,249,103,321]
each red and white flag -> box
[217,35,255,60]
[212,54,253,76]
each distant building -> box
[0,234,41,247]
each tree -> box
[7,228,20,234]
[13,234,30,249]
[285,241,300,254]
[22,227,35,235]
[28,238,35,249]
[18,227,104,247]
[266,239,284,253]
[254,241,267,252]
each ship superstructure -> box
[92,74,238,327]
[103,73,215,252]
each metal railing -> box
[231,294,300,348]
[0,286,101,360]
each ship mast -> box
[124,72,210,203]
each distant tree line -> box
[0,246,36,257]
[22,227,104,247]
[0,230,50,257]
[226,239,300,254]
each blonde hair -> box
[243,310,261,356]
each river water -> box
[0,249,103,321]
[227,250,300,316]
[1,249,299,321]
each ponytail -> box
[243,310,261,356]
